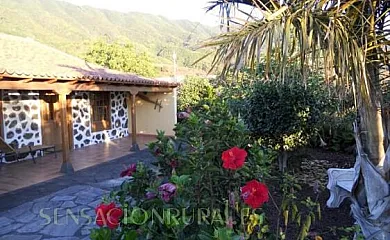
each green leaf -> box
[124,230,138,240]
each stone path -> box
[0,181,121,239]
[0,150,156,240]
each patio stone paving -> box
[0,149,156,240]
[0,135,155,194]
[0,185,107,239]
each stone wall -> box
[1,90,42,161]
[71,91,129,149]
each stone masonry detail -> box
[2,90,42,161]
[71,91,128,149]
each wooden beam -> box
[0,81,175,93]
[67,96,74,150]
[58,92,74,173]
[0,81,68,92]
[130,92,139,152]
[68,80,79,85]
[46,79,58,84]
[21,78,33,83]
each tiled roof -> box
[0,33,178,87]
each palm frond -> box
[202,0,390,103]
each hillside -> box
[0,0,219,76]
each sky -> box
[60,0,222,26]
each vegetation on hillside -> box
[85,39,156,77]
[0,0,218,76]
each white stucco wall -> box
[129,91,176,136]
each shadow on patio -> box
[0,135,155,194]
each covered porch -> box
[0,135,156,195]
[0,33,178,184]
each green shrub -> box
[214,68,355,153]
[244,80,329,152]
[177,76,215,112]
[319,109,356,152]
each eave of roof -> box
[0,69,178,87]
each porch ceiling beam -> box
[0,81,174,93]
[21,78,33,83]
[68,80,79,85]
[46,78,58,84]
[0,81,67,92]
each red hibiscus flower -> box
[120,163,137,177]
[221,147,247,170]
[95,202,123,229]
[240,180,269,209]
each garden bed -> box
[90,94,358,239]
[266,148,355,239]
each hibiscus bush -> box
[90,97,321,240]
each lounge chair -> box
[29,144,57,160]
[0,137,56,164]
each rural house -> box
[0,33,178,172]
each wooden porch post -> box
[130,90,139,152]
[58,90,74,173]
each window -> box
[90,92,111,132]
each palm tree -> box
[204,0,390,238]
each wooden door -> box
[41,94,62,150]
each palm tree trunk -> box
[359,2,387,170]
[359,64,386,169]
[359,102,385,166]
[351,64,390,239]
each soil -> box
[265,148,355,240]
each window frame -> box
[90,92,111,132]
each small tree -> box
[85,39,156,77]
[177,76,214,112]
[244,80,329,171]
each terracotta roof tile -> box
[0,33,178,87]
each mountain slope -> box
[0,0,219,75]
